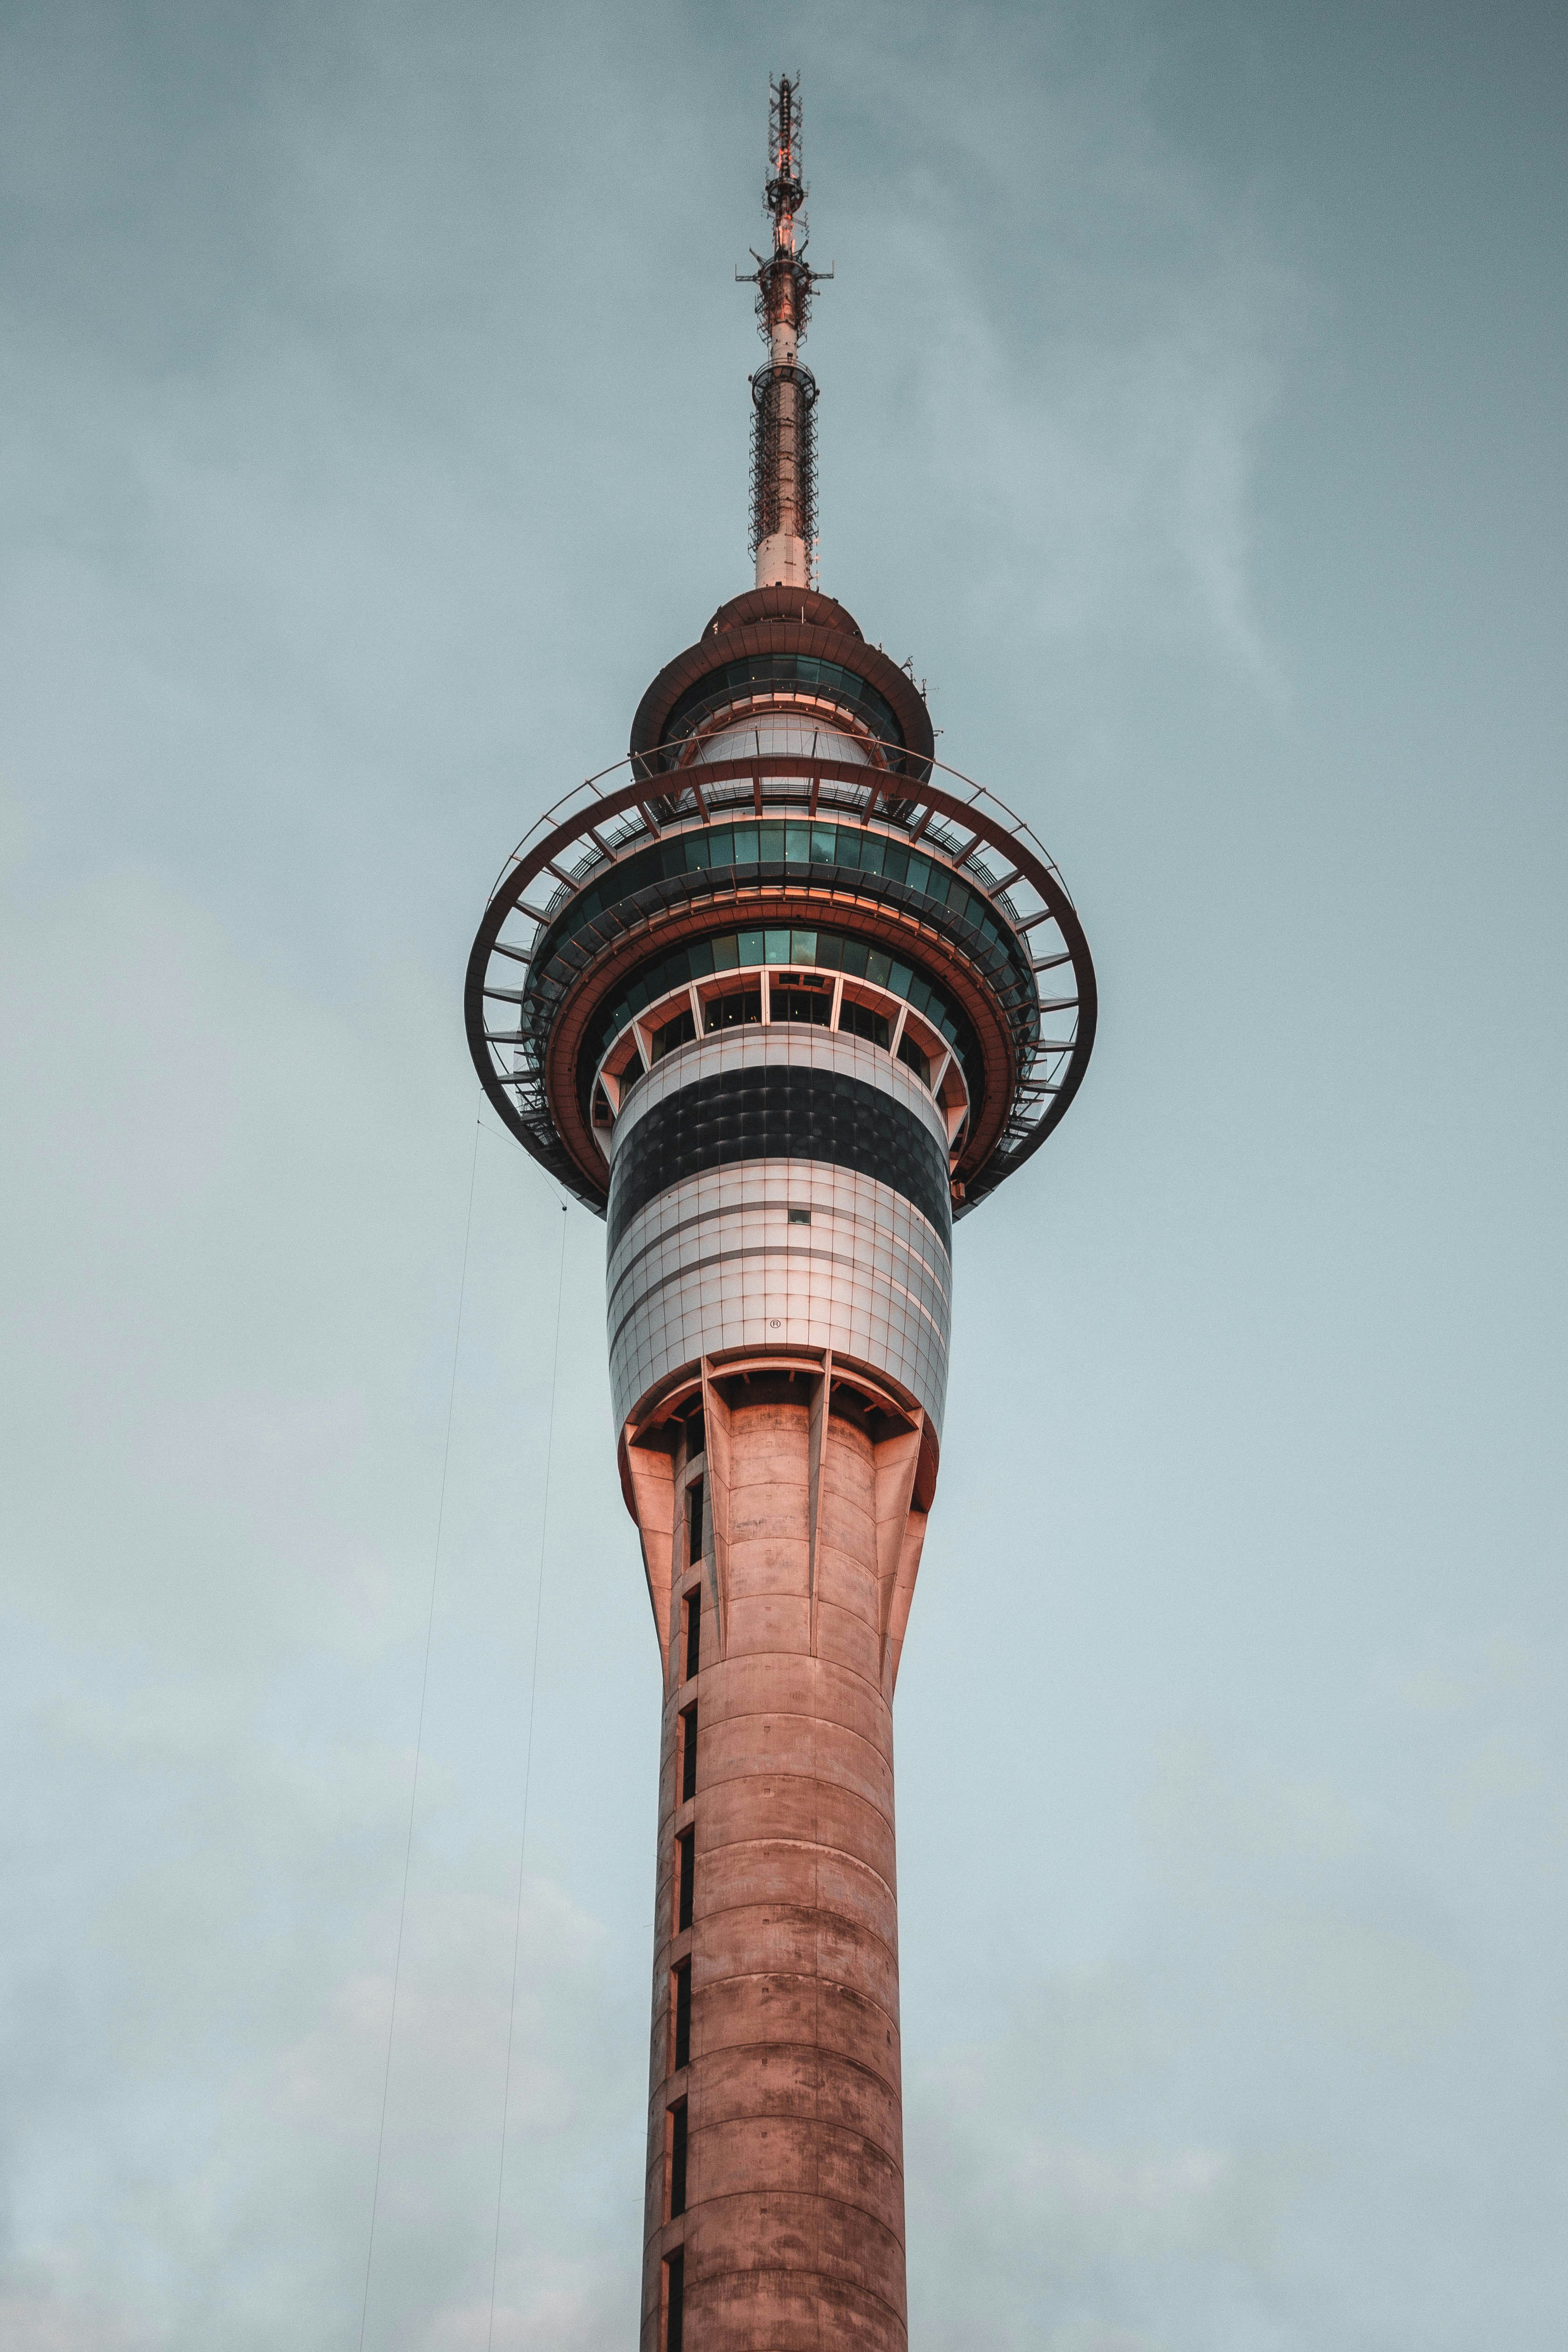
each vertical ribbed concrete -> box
[641,1388,907,2352]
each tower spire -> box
[740,74,832,590]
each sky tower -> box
[466,76,1096,2352]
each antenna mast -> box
[739,75,832,590]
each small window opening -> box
[667,2098,689,2217]
[773,986,830,1026]
[682,1591,701,1680]
[897,1034,930,1085]
[686,1477,704,1568]
[839,998,891,1049]
[652,1007,697,1063]
[680,1705,698,1804]
[672,1959,692,2071]
[702,989,762,1033]
[676,1828,695,1933]
[787,1206,812,1226]
[663,2249,685,2352]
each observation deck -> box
[466,589,1095,1226]
[466,585,1096,1458]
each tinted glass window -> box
[652,1009,696,1063]
[839,999,890,1049]
[702,990,762,1032]
[580,922,974,1087]
[531,817,1029,1006]
[660,653,904,760]
[773,987,830,1026]
[897,1034,930,1086]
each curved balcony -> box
[467,747,1096,1219]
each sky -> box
[0,2,1564,2347]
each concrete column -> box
[639,1380,910,2352]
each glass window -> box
[579,918,983,1106]
[774,986,830,1026]
[535,815,1032,1019]
[839,999,890,1049]
[703,990,762,1032]
[652,1009,696,1063]
[897,1034,930,1086]
[660,652,905,762]
[912,853,947,906]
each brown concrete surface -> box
[636,1381,923,2352]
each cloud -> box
[906,1956,1306,2350]
[0,1620,642,2352]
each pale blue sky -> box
[1,5,1564,2348]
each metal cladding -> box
[606,1024,953,1437]
[466,74,1096,2352]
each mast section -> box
[740,75,832,590]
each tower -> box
[466,76,1096,2352]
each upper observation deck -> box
[465,589,1096,1218]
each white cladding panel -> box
[606,1026,953,1431]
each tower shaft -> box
[629,1376,925,2351]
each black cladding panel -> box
[607,1063,953,1256]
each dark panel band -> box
[607,1063,953,1257]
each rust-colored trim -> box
[629,605,935,777]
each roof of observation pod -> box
[630,587,936,781]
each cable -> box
[357,1119,482,2352]
[486,1197,570,2349]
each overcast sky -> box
[1,3,1565,2348]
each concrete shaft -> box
[639,1384,915,2352]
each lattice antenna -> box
[737,75,832,589]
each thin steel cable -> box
[486,1197,570,2350]
[358,1119,482,2352]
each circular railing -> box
[466,743,1095,1218]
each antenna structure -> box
[738,75,833,589]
